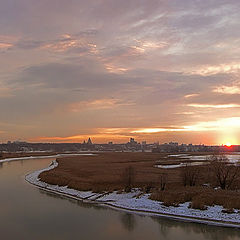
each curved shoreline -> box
[25,160,240,229]
[0,153,94,163]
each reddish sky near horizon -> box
[0,0,240,145]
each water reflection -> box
[38,186,240,240]
[38,187,240,240]
[120,213,136,232]
[38,188,107,211]
[152,217,240,240]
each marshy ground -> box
[39,152,240,211]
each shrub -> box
[159,173,168,191]
[208,155,240,190]
[144,182,154,193]
[163,200,179,207]
[150,187,240,211]
[222,208,235,214]
[122,166,135,192]
[189,199,207,210]
[181,164,200,187]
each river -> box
[0,157,240,240]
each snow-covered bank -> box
[25,162,240,228]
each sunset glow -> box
[2,2,240,238]
[0,1,239,145]
[224,143,232,147]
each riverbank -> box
[0,152,58,160]
[25,160,240,228]
[0,153,94,164]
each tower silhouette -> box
[87,137,92,145]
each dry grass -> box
[151,187,240,210]
[150,187,198,206]
[40,152,171,192]
[39,152,240,210]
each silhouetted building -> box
[87,138,92,145]
[129,138,137,145]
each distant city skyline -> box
[0,0,240,145]
[1,138,239,154]
[2,137,236,146]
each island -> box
[26,152,240,228]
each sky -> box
[0,0,240,145]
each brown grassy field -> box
[39,152,240,210]
[40,152,171,192]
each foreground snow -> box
[25,162,240,228]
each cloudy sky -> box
[0,0,240,145]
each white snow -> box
[158,154,240,168]
[168,154,190,157]
[25,162,240,228]
[182,154,240,163]
[167,154,240,162]
[155,162,206,169]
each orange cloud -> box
[104,63,129,73]
[41,34,98,54]
[190,63,240,76]
[33,132,132,143]
[0,43,13,49]
[133,39,168,53]
[68,98,134,112]
[188,104,240,108]
[184,93,199,98]
[0,35,18,49]
[213,85,240,94]
[31,117,240,144]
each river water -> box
[0,157,240,240]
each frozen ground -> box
[173,154,240,163]
[155,162,207,169]
[25,161,240,228]
[155,153,240,168]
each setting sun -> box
[224,142,232,147]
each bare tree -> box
[159,173,168,191]
[123,166,135,192]
[209,155,239,190]
[181,164,199,187]
[145,181,154,193]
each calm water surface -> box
[0,157,240,240]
